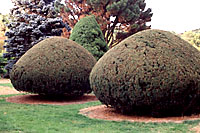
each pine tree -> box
[3,0,71,77]
[70,15,108,60]
[58,0,153,47]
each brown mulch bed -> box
[6,94,98,105]
[2,78,200,123]
[0,78,98,105]
[79,105,200,123]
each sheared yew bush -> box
[10,37,96,97]
[90,29,200,117]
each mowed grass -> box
[0,83,13,88]
[0,83,200,133]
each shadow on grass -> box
[6,94,98,105]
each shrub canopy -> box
[10,37,96,97]
[90,29,200,117]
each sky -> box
[0,1,14,14]
[0,0,200,33]
[145,0,200,33]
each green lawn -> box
[0,83,200,133]
[0,83,13,88]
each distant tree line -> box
[180,29,200,50]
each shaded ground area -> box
[80,105,200,123]
[6,94,98,105]
[0,78,98,105]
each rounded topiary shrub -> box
[70,15,108,60]
[10,37,96,97]
[90,29,200,117]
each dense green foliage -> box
[90,29,200,117]
[0,93,198,132]
[0,54,7,75]
[3,0,67,77]
[70,16,108,60]
[10,37,96,96]
[59,0,152,46]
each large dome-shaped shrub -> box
[10,37,96,97]
[90,29,200,117]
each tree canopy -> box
[58,0,153,47]
[3,0,68,77]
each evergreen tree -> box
[70,15,108,60]
[4,0,71,77]
[58,0,153,47]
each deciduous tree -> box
[58,0,153,47]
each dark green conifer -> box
[70,15,108,60]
